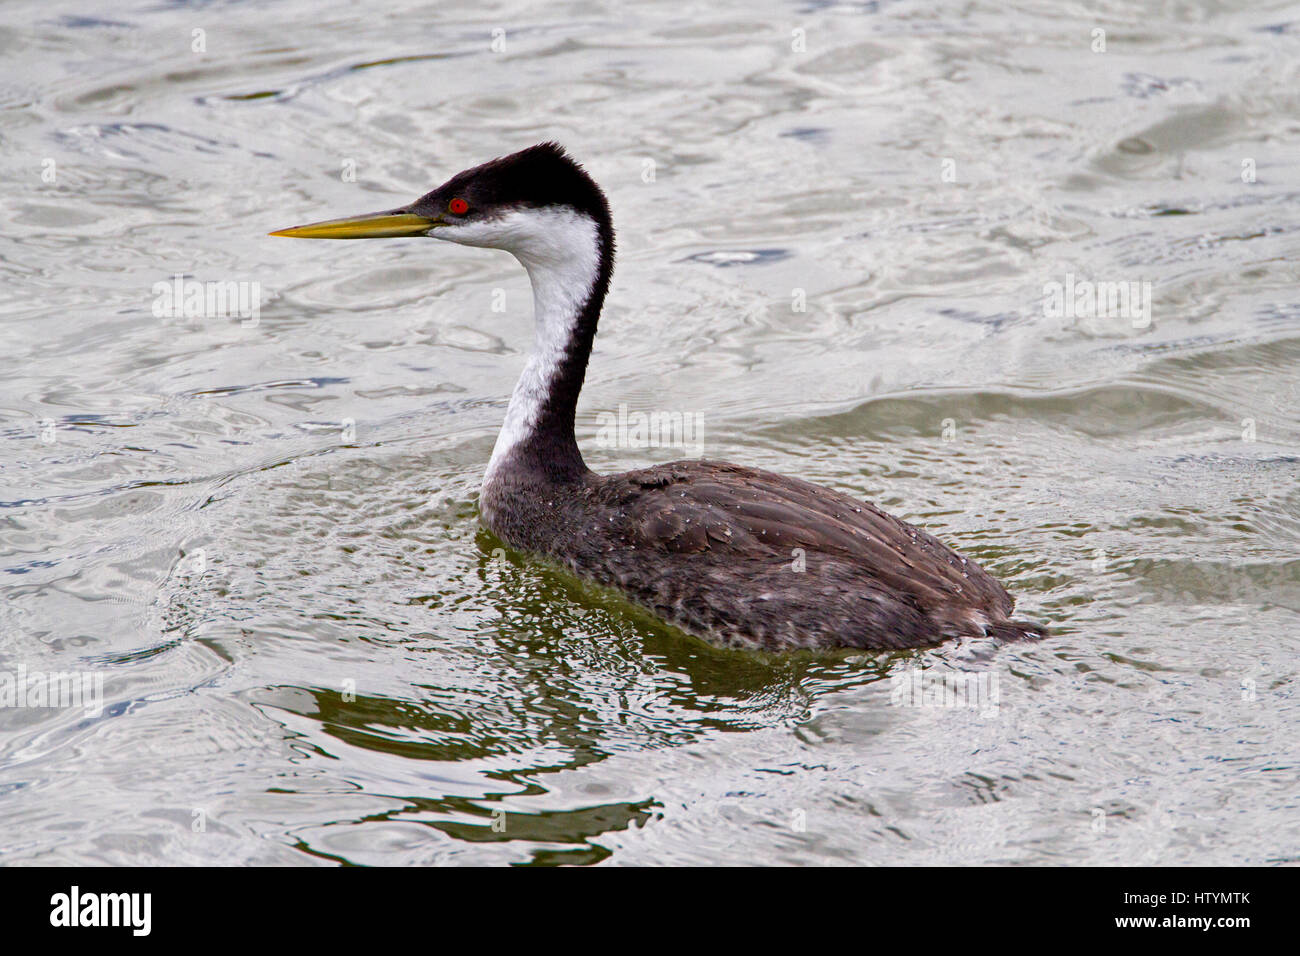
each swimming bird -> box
[271,143,1042,651]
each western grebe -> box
[271,143,1042,651]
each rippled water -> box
[2,0,1298,865]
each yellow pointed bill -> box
[269,210,442,239]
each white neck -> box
[477,207,603,483]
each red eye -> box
[449,198,469,215]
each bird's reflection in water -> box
[261,531,900,863]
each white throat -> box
[467,207,602,483]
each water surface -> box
[1,0,1298,864]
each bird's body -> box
[483,459,1022,651]
[273,142,1042,651]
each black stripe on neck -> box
[510,212,615,484]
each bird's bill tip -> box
[268,211,441,239]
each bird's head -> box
[270,142,611,268]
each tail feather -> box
[985,619,1048,642]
